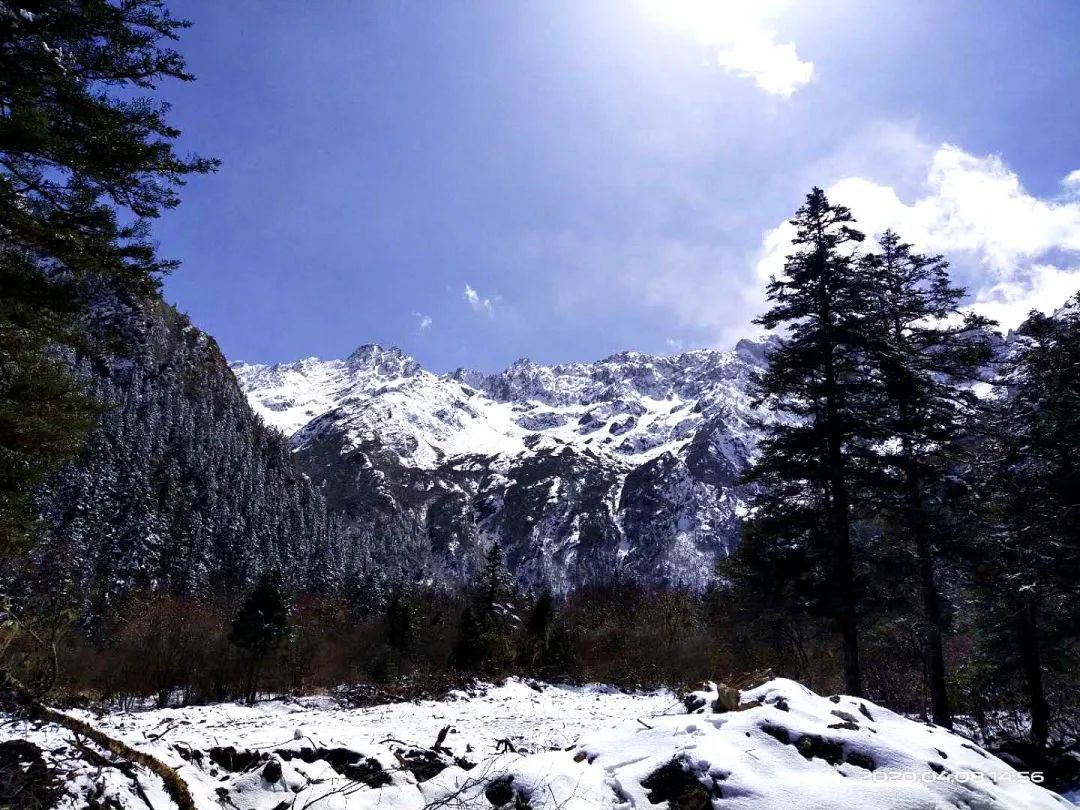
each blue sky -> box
[157,0,1080,372]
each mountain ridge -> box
[231,338,773,460]
[231,339,774,590]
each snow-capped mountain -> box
[232,340,772,590]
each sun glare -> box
[639,0,786,43]
[637,0,812,97]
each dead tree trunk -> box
[2,673,196,810]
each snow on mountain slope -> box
[233,345,529,467]
[5,678,1069,809]
[232,341,767,471]
[231,341,772,589]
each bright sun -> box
[638,0,787,43]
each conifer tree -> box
[451,603,489,673]
[385,585,418,676]
[522,589,576,680]
[739,187,870,696]
[526,589,556,641]
[858,230,994,727]
[452,542,516,672]
[0,0,218,553]
[962,300,1080,748]
[230,570,291,704]
[520,588,554,671]
[478,541,514,622]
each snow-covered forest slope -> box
[12,290,341,617]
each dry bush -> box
[278,596,375,694]
[56,592,234,706]
[561,586,722,689]
[43,582,983,718]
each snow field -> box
[2,678,1071,809]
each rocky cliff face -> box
[233,340,772,591]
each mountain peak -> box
[347,342,403,361]
[234,335,771,591]
[345,343,422,377]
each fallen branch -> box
[146,722,178,742]
[1,672,197,810]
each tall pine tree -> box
[858,230,994,727]
[231,570,291,705]
[0,0,217,554]
[452,542,516,673]
[962,300,1080,748]
[739,187,870,696]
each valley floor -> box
[1,678,1073,809]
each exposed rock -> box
[642,757,724,808]
[234,342,771,591]
[207,746,265,773]
[261,759,282,783]
[277,747,391,787]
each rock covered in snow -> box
[576,678,1070,809]
[3,678,1069,809]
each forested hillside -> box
[10,287,347,622]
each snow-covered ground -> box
[3,678,1073,809]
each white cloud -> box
[1063,169,1080,194]
[970,264,1080,327]
[525,127,1080,353]
[756,143,1080,330]
[463,284,497,316]
[714,30,813,97]
[413,312,433,331]
[666,338,685,352]
[640,0,813,97]
[832,146,1080,271]
[538,231,763,349]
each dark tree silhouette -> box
[0,0,217,554]
[857,230,994,727]
[231,570,291,704]
[740,188,870,696]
